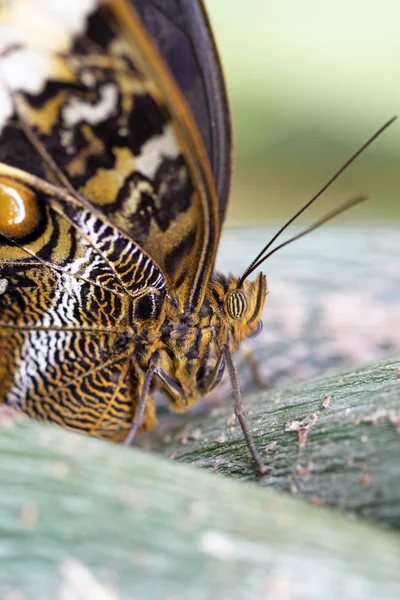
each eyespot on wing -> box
[0,178,40,238]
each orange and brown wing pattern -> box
[0,0,221,309]
[0,168,163,437]
[0,0,228,440]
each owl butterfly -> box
[0,0,394,475]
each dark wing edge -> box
[185,0,232,225]
[132,0,233,225]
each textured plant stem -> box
[139,356,400,528]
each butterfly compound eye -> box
[225,289,249,320]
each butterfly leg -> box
[223,345,268,477]
[124,364,186,446]
[155,369,187,403]
[124,364,157,446]
[242,344,267,389]
[204,352,225,392]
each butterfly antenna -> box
[242,195,368,276]
[239,116,396,286]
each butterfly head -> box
[222,272,267,343]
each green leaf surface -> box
[1,408,400,600]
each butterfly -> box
[0,0,393,475]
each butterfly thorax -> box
[138,271,267,411]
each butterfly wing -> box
[131,0,232,224]
[0,0,227,309]
[0,167,164,436]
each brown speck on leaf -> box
[361,408,388,426]
[337,378,343,383]
[274,395,281,404]
[285,413,319,448]
[311,496,323,506]
[321,394,332,409]
[361,473,372,487]
[298,430,308,447]
[211,458,221,471]
[389,411,400,433]
[265,440,277,452]
[394,367,400,371]
[360,408,400,433]
[296,461,314,479]
[19,503,39,531]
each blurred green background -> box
[206,0,400,224]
